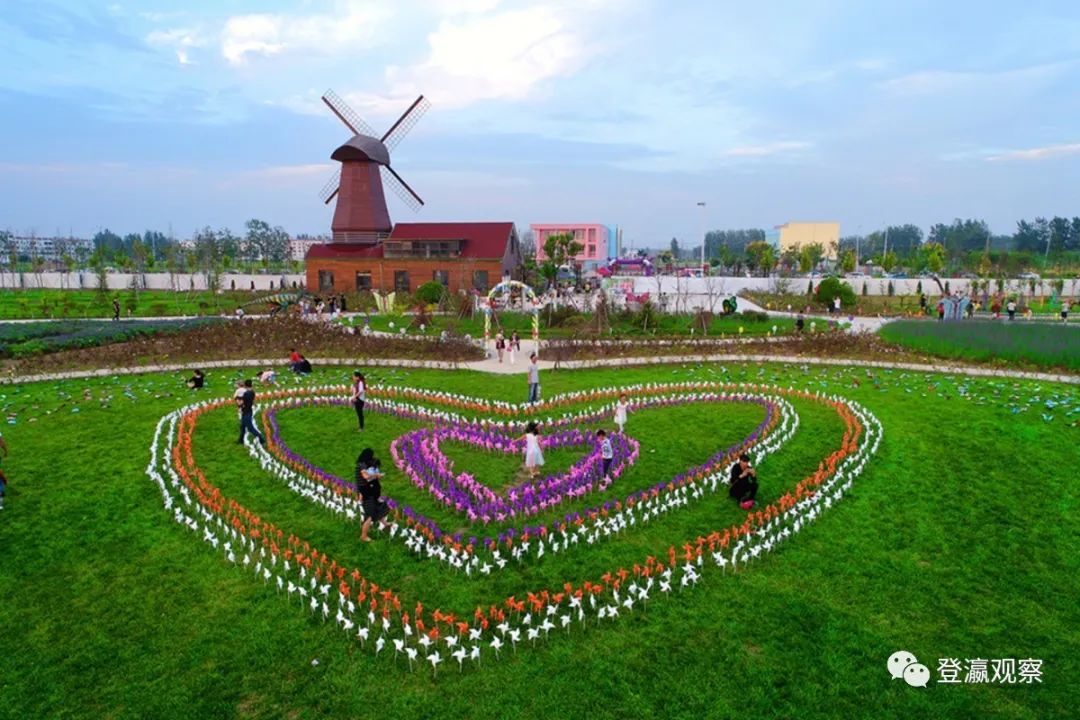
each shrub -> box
[739,310,769,323]
[862,281,868,296]
[815,276,856,309]
[415,281,445,305]
[887,281,895,297]
[543,305,584,328]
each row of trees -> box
[695,217,1080,277]
[0,219,295,272]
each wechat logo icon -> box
[889,650,930,688]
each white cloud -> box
[880,61,1072,97]
[724,141,812,157]
[379,4,604,109]
[220,3,389,65]
[429,0,502,14]
[146,27,206,65]
[986,143,1080,162]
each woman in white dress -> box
[523,421,544,478]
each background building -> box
[305,222,521,294]
[530,223,616,269]
[765,221,840,259]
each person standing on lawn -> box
[112,298,121,321]
[356,448,389,542]
[350,371,367,431]
[522,422,544,479]
[509,331,521,364]
[526,353,540,404]
[1062,299,1071,323]
[614,394,629,433]
[236,380,266,446]
[597,429,614,477]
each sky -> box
[2,0,1080,249]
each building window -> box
[394,270,410,292]
[355,272,372,291]
[318,270,334,291]
[587,244,596,257]
[473,270,489,291]
[433,269,449,286]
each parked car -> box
[844,272,869,279]
[1019,272,1040,280]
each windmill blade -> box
[322,89,376,137]
[381,165,424,212]
[319,168,341,204]
[381,95,430,152]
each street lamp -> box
[697,202,706,271]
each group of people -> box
[288,349,312,374]
[213,360,759,548]
[493,330,522,364]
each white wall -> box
[0,272,306,292]
[613,275,1078,298]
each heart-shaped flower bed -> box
[390,425,640,521]
[260,389,792,564]
[146,381,881,673]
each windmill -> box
[319,90,430,242]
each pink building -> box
[530,224,613,266]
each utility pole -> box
[697,202,706,271]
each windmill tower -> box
[319,90,429,243]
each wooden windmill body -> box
[319,91,429,243]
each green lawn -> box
[0,362,1078,720]
[880,319,1080,371]
[0,288,282,319]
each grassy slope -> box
[0,364,1078,720]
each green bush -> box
[739,310,769,323]
[415,281,445,305]
[815,276,856,309]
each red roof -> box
[390,222,514,259]
[305,243,384,260]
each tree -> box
[704,228,766,260]
[880,251,898,273]
[520,229,536,260]
[917,242,946,274]
[780,244,801,274]
[244,219,271,268]
[93,229,123,255]
[745,241,772,276]
[839,249,856,273]
[800,243,825,273]
[669,238,680,260]
[541,232,584,288]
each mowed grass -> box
[0,363,1078,720]
[880,319,1080,371]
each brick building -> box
[305,222,522,294]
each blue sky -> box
[2,0,1079,248]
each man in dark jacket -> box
[236,380,266,446]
